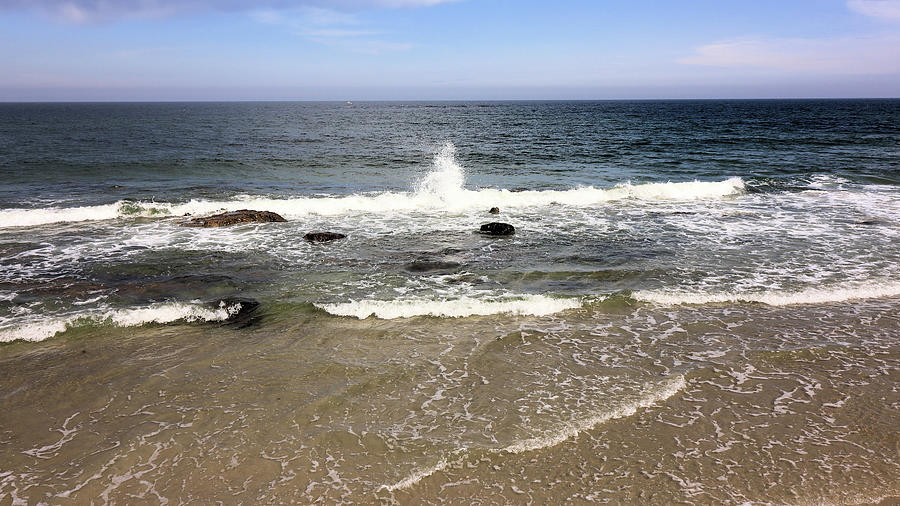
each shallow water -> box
[0,100,898,503]
[2,300,898,503]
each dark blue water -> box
[1,100,897,209]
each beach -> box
[1,100,898,503]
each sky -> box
[1,0,899,100]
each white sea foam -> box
[0,142,745,228]
[414,141,466,199]
[0,203,122,228]
[500,375,686,454]
[380,376,685,491]
[0,301,242,343]
[381,458,451,492]
[0,179,746,229]
[633,281,900,307]
[316,294,582,319]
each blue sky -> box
[1,0,899,100]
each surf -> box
[315,293,583,319]
[0,143,746,228]
[0,300,247,344]
[632,280,900,306]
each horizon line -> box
[2,96,899,104]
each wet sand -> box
[1,299,898,503]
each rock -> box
[216,297,261,327]
[404,260,462,273]
[182,209,286,227]
[479,222,515,236]
[489,207,500,214]
[304,232,346,243]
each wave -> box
[499,375,686,454]
[0,143,745,228]
[381,458,452,492]
[0,300,245,344]
[316,294,583,319]
[0,203,123,228]
[381,375,686,491]
[632,281,900,306]
[0,179,744,229]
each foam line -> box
[0,179,746,229]
[0,301,243,343]
[633,281,900,306]
[381,459,451,492]
[316,294,583,319]
[381,375,686,491]
[0,142,744,228]
[500,375,686,454]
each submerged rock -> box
[479,222,515,236]
[489,207,500,214]
[182,210,286,227]
[404,260,462,273]
[304,232,346,243]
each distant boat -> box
[346,101,353,105]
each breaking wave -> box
[632,281,900,306]
[0,143,745,228]
[316,294,583,319]
[0,300,245,344]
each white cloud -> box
[2,0,461,23]
[251,5,412,54]
[250,7,361,28]
[677,35,900,74]
[7,0,189,23]
[309,37,413,54]
[847,0,900,20]
[304,28,378,37]
[370,0,457,5]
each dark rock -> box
[479,222,515,236]
[216,297,261,327]
[489,207,500,214]
[404,260,462,273]
[182,209,286,227]
[113,274,240,301]
[304,232,346,243]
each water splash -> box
[414,142,466,200]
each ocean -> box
[0,100,898,504]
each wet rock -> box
[16,280,106,302]
[304,232,346,243]
[216,297,261,327]
[182,210,286,227]
[489,207,500,214]
[404,260,462,273]
[113,274,240,302]
[479,222,515,236]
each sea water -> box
[0,100,898,503]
